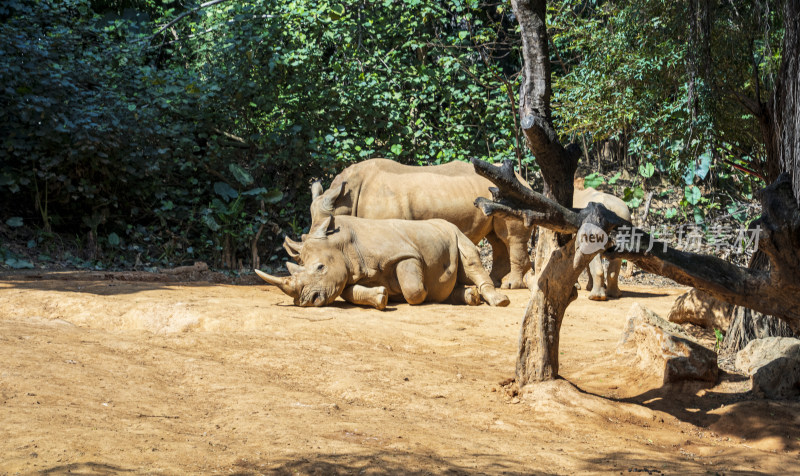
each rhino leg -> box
[445,285,481,306]
[341,285,388,310]
[491,220,532,289]
[485,232,510,287]
[395,259,428,305]
[585,267,593,292]
[456,234,510,307]
[587,255,608,301]
[606,257,622,298]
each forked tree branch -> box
[472,158,800,324]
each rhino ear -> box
[311,181,324,200]
[286,261,304,275]
[310,216,332,240]
[320,181,346,213]
[283,236,303,261]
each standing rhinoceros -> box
[295,159,534,289]
[571,185,631,300]
[256,215,510,310]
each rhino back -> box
[335,216,460,302]
[573,187,631,221]
[336,159,494,242]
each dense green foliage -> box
[550,0,783,217]
[0,0,785,270]
[1,0,527,269]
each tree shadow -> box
[611,370,800,451]
[0,269,263,296]
[229,451,559,476]
[577,450,775,475]
[39,462,139,475]
[619,289,672,298]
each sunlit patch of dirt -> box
[0,274,797,474]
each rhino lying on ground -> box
[296,159,534,289]
[256,215,510,310]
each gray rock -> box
[667,288,733,331]
[735,337,800,399]
[618,303,719,384]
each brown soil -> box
[1,274,798,475]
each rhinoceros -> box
[292,159,534,289]
[256,215,510,309]
[571,182,631,300]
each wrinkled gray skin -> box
[571,186,631,300]
[302,159,534,289]
[258,215,510,310]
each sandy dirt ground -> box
[1,273,799,475]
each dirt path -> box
[1,276,798,474]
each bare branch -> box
[143,0,232,45]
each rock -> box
[667,288,733,331]
[617,303,719,385]
[735,337,800,399]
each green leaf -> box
[329,3,345,20]
[242,187,267,196]
[638,162,655,178]
[390,144,403,155]
[608,172,622,185]
[107,232,120,247]
[684,185,701,205]
[203,215,221,232]
[263,189,283,204]
[5,258,34,269]
[695,151,711,180]
[5,217,23,227]
[693,208,704,224]
[214,182,238,202]
[583,173,605,189]
[229,163,253,186]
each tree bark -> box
[511,0,580,276]
[720,1,800,350]
[474,159,628,384]
[773,0,800,204]
[473,159,800,328]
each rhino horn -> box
[283,236,303,260]
[311,181,324,200]
[254,269,299,298]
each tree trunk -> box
[722,251,797,355]
[773,0,800,204]
[722,0,800,351]
[722,305,797,355]
[509,0,582,384]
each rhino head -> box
[255,217,349,307]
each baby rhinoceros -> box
[255,215,510,310]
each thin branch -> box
[143,0,232,45]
